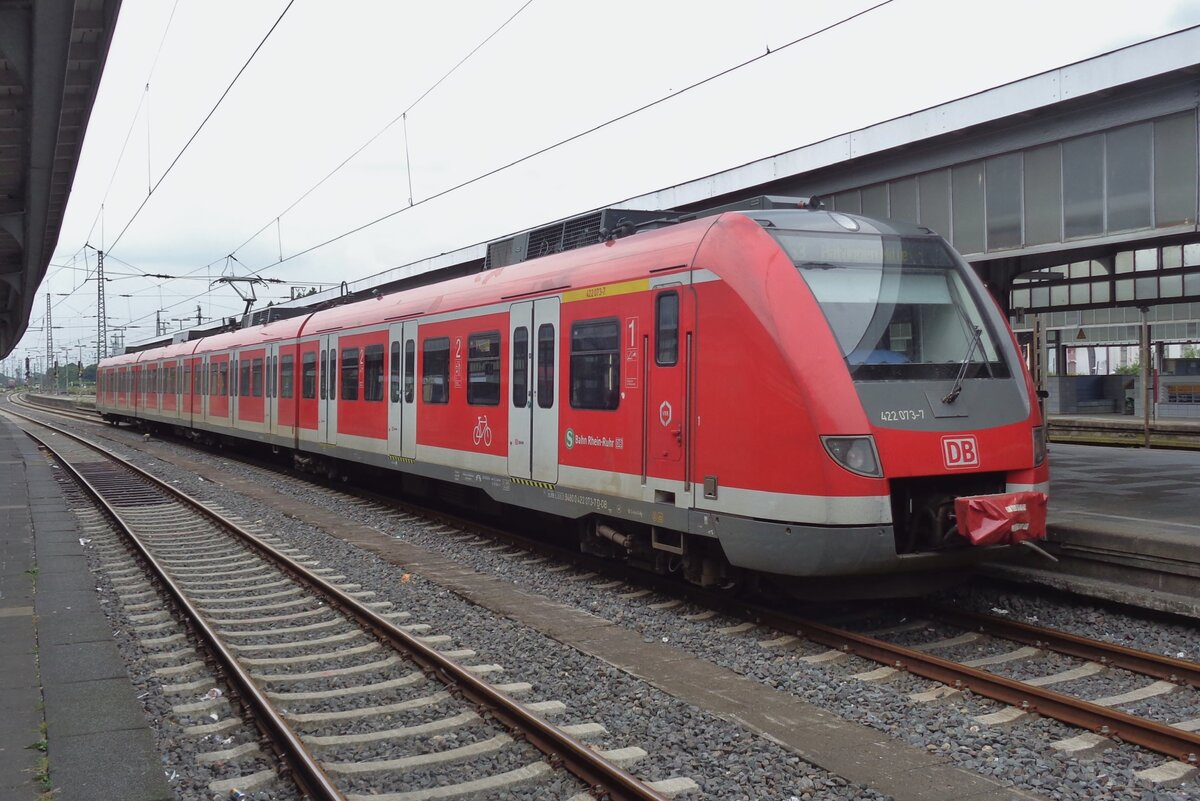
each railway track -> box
[12,393,1200,792]
[9,410,681,801]
[9,391,104,425]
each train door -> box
[181,359,191,420]
[175,359,184,419]
[645,285,694,493]
[297,341,319,436]
[264,344,276,435]
[200,356,209,421]
[387,321,418,461]
[507,297,559,483]
[318,334,338,445]
[230,354,240,424]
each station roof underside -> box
[0,0,121,358]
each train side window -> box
[536,324,554,409]
[390,342,400,403]
[240,359,252,397]
[422,337,450,404]
[302,352,316,399]
[512,327,528,408]
[252,358,264,397]
[281,355,295,399]
[364,344,385,402]
[467,331,500,405]
[341,348,359,401]
[267,356,274,398]
[404,340,415,403]
[219,362,229,396]
[570,318,620,410]
[656,292,679,366]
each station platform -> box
[993,438,1200,616]
[0,415,170,801]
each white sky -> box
[11,0,1200,369]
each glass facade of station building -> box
[824,110,1200,417]
[825,111,1197,260]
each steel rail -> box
[921,603,1200,689]
[18,422,346,801]
[743,607,1200,765]
[10,392,103,424]
[270,466,1200,766]
[9,410,669,801]
[311,489,1200,764]
[18,398,1197,767]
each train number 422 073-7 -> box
[880,409,926,422]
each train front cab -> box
[660,211,1049,593]
[782,212,1045,570]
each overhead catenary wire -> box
[32,0,227,334]
[89,0,538,333]
[227,0,535,257]
[84,0,184,251]
[106,0,297,255]
[86,0,895,341]
[239,0,898,275]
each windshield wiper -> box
[796,261,841,270]
[942,326,983,404]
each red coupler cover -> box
[954,491,1048,546]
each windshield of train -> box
[772,230,1010,381]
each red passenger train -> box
[97,200,1049,596]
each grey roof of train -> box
[739,210,932,238]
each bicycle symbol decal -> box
[472,415,493,447]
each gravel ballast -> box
[44,418,1200,801]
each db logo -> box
[942,435,979,469]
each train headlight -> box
[821,436,882,477]
[1033,425,1047,466]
